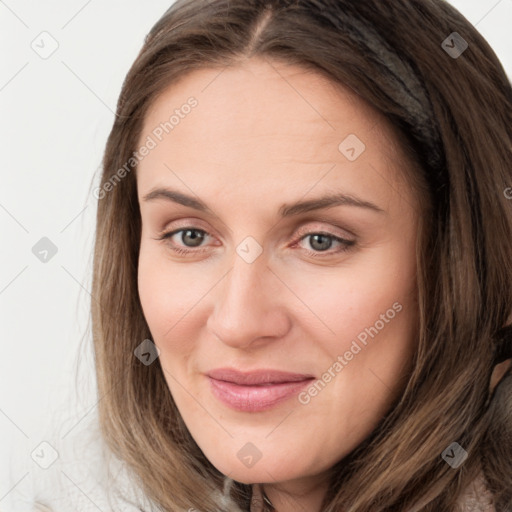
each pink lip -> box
[207,368,314,412]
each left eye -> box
[156,228,355,256]
[295,232,355,256]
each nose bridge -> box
[208,247,287,347]
[220,251,268,322]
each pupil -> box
[310,234,332,251]
[183,229,204,247]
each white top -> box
[3,409,495,512]
[3,411,152,512]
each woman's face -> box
[136,57,420,488]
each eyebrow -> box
[142,187,385,216]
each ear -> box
[489,359,512,395]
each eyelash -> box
[155,226,355,258]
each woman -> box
[36,0,512,510]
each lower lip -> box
[208,377,313,412]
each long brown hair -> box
[91,1,512,510]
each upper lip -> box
[207,368,314,385]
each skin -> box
[136,57,421,512]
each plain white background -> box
[1,0,511,508]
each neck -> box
[262,473,330,512]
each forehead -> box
[136,57,414,211]
[141,57,389,147]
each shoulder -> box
[5,412,149,512]
[455,472,495,512]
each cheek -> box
[137,242,205,337]
[137,242,222,383]
[283,242,417,350]
[137,247,171,335]
[285,241,418,420]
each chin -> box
[210,454,303,485]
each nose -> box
[206,251,291,349]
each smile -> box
[207,377,314,412]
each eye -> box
[155,226,356,258]
[294,232,355,257]
[156,227,212,255]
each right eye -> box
[156,227,213,255]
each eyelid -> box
[156,226,216,248]
[156,219,354,245]
[155,221,356,260]
[292,221,356,242]
[291,229,356,257]
[156,218,219,240]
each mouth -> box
[206,368,315,412]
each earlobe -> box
[489,323,512,395]
[489,358,512,395]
